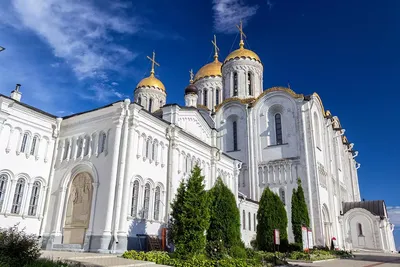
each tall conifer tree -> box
[291,178,310,244]
[207,177,241,249]
[256,187,288,251]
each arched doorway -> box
[63,172,93,245]
[322,205,332,247]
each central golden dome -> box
[136,73,165,92]
[194,59,222,82]
[224,42,261,63]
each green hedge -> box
[122,250,267,267]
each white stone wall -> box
[239,199,258,247]
[194,77,222,110]
[221,59,263,99]
[0,95,57,235]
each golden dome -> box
[224,40,261,63]
[194,59,222,82]
[136,73,165,92]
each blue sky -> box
[0,0,399,249]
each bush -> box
[206,240,227,260]
[287,243,303,252]
[0,225,41,267]
[291,179,310,244]
[122,250,265,267]
[229,245,247,259]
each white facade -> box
[0,38,396,253]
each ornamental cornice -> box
[222,60,262,75]
[215,97,255,112]
[195,80,222,89]
[255,87,304,104]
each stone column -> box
[117,124,138,252]
[99,115,124,252]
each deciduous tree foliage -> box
[256,187,288,251]
[291,178,310,244]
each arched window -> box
[242,210,246,230]
[186,155,192,173]
[254,213,256,231]
[152,142,157,161]
[11,178,25,214]
[204,89,208,106]
[84,136,90,156]
[280,188,286,205]
[233,121,238,151]
[275,114,283,145]
[357,223,363,236]
[143,183,150,219]
[149,98,153,112]
[145,139,151,159]
[233,72,238,96]
[138,96,142,105]
[154,186,161,221]
[131,180,139,217]
[0,175,8,212]
[30,136,38,156]
[99,132,106,154]
[63,140,70,160]
[247,72,252,95]
[215,89,220,105]
[314,113,321,149]
[28,181,41,216]
[20,133,29,153]
[248,212,251,231]
[77,138,83,157]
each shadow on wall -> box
[128,218,147,251]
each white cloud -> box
[387,206,400,225]
[212,0,258,33]
[9,0,138,80]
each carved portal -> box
[63,172,93,245]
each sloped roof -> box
[343,200,387,217]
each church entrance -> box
[63,172,93,245]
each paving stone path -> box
[40,250,170,267]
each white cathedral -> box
[0,26,396,254]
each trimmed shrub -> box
[256,187,288,252]
[207,177,241,250]
[206,240,227,260]
[0,225,41,266]
[229,245,247,259]
[169,179,186,247]
[291,178,310,244]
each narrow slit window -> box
[247,72,252,95]
[149,98,153,112]
[30,136,37,156]
[233,121,238,151]
[143,183,150,219]
[216,89,220,105]
[233,72,238,96]
[99,132,106,154]
[20,133,28,153]
[0,175,8,212]
[131,181,139,217]
[275,114,283,145]
[11,178,25,214]
[248,212,251,231]
[242,210,246,230]
[204,90,208,106]
[154,186,161,221]
[357,223,363,236]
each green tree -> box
[291,178,310,244]
[207,177,241,249]
[256,187,288,251]
[169,178,186,246]
[174,165,210,258]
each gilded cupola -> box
[136,52,166,92]
[224,21,261,64]
[194,35,222,82]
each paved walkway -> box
[290,252,400,267]
[40,250,170,267]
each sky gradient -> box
[0,0,399,249]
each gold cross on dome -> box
[211,34,219,60]
[236,20,247,47]
[146,51,160,76]
[189,69,194,83]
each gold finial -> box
[236,20,247,49]
[211,34,219,62]
[146,51,160,76]
[189,69,194,84]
